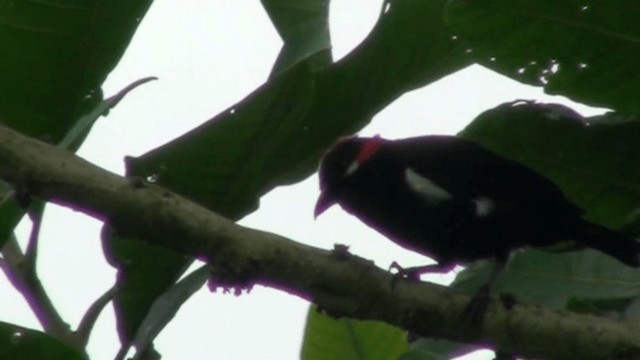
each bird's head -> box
[314,136,384,218]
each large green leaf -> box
[301,307,408,360]
[128,63,316,218]
[452,250,640,313]
[129,0,469,218]
[0,322,86,360]
[128,266,210,357]
[461,101,640,229]
[399,339,479,360]
[58,76,158,150]
[102,230,190,345]
[445,0,640,113]
[0,0,152,140]
[262,0,332,75]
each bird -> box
[314,135,640,320]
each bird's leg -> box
[389,261,455,281]
[390,261,458,342]
[462,259,506,326]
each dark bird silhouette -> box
[315,135,640,320]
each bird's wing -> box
[393,136,584,217]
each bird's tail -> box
[578,220,640,268]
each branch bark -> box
[0,123,639,359]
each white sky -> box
[0,2,604,359]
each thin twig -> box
[0,233,83,352]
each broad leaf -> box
[461,101,640,229]
[301,307,407,360]
[0,322,86,360]
[129,0,469,221]
[102,230,190,345]
[453,250,640,313]
[129,266,210,358]
[400,339,479,360]
[262,0,332,75]
[445,0,640,113]
[0,0,152,140]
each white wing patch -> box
[472,196,495,217]
[404,168,452,204]
[344,160,359,177]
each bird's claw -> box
[389,262,422,290]
[462,292,490,328]
[461,288,516,328]
[461,284,492,327]
[390,261,421,280]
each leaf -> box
[128,63,316,218]
[261,0,332,75]
[460,101,640,229]
[399,339,479,360]
[128,0,470,220]
[437,249,640,357]
[102,229,191,345]
[58,76,157,150]
[0,0,152,140]
[452,250,640,314]
[301,307,408,360]
[445,0,640,112]
[0,321,86,360]
[566,296,635,319]
[128,266,210,358]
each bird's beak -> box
[314,190,336,219]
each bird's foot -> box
[461,285,491,327]
[388,262,421,289]
[389,261,422,282]
[388,262,456,289]
[462,288,517,328]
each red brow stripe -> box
[356,137,383,164]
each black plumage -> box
[315,135,639,314]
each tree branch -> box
[0,123,638,359]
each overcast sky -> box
[0,2,604,359]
